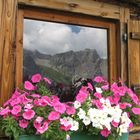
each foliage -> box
[0,74,68,140]
[60,76,140,140]
[0,74,140,140]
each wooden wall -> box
[0,0,139,105]
[0,0,17,105]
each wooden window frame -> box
[16,7,120,86]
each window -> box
[23,19,108,84]
[16,8,120,86]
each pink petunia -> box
[102,84,109,90]
[66,106,76,115]
[41,96,52,106]
[132,107,140,115]
[76,90,88,103]
[51,96,60,106]
[131,94,139,105]
[111,121,119,127]
[94,76,104,83]
[92,99,103,109]
[101,128,111,137]
[94,92,102,99]
[24,104,34,109]
[48,111,60,120]
[35,121,49,134]
[31,74,42,83]
[87,83,93,90]
[11,90,21,99]
[10,97,21,107]
[43,77,52,85]
[23,109,35,120]
[11,105,21,115]
[119,103,132,109]
[31,94,41,98]
[0,107,10,116]
[54,103,66,114]
[60,125,71,131]
[118,86,127,96]
[19,94,33,105]
[19,119,29,128]
[24,81,35,91]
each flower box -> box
[19,135,44,140]
[70,132,129,140]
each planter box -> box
[70,132,129,140]
[19,135,44,140]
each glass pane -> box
[23,19,108,84]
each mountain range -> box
[23,48,107,84]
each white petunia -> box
[77,108,86,119]
[83,116,91,125]
[95,87,103,93]
[74,101,81,109]
[70,120,79,131]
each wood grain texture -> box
[120,8,130,83]
[0,0,17,105]
[16,10,24,87]
[128,20,140,86]
[18,0,120,19]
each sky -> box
[23,19,107,58]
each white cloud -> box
[23,19,107,58]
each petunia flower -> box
[24,81,35,91]
[19,119,29,128]
[23,109,35,120]
[31,74,42,83]
[48,111,60,120]
[11,105,21,115]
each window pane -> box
[23,19,108,84]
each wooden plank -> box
[128,20,140,86]
[108,23,119,82]
[0,0,17,105]
[16,10,24,87]
[0,0,6,94]
[120,8,130,83]
[23,9,112,29]
[18,0,120,19]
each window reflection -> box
[23,19,108,84]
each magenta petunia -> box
[0,107,10,116]
[94,92,102,99]
[34,120,49,134]
[31,94,41,98]
[94,76,104,83]
[23,109,35,120]
[76,90,88,103]
[54,103,66,114]
[111,121,119,127]
[87,83,93,90]
[101,128,111,137]
[41,96,52,106]
[66,106,76,115]
[19,119,29,128]
[43,77,52,85]
[31,74,42,83]
[10,97,21,107]
[60,125,71,131]
[24,104,34,109]
[11,105,21,115]
[132,107,140,115]
[24,81,35,91]
[48,111,60,120]
[102,84,109,90]
[92,99,103,109]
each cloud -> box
[23,19,107,58]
